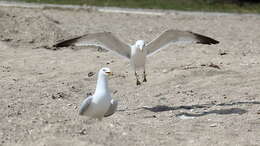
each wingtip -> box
[52,36,80,47]
[78,107,85,116]
[212,39,220,45]
[52,43,59,47]
[52,42,69,47]
[200,39,219,45]
[194,32,220,45]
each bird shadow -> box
[176,108,247,117]
[142,101,260,117]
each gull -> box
[79,67,118,121]
[53,29,219,85]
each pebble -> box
[109,124,115,128]
[88,72,95,77]
[2,38,12,42]
[28,39,35,43]
[154,93,162,97]
[122,132,127,136]
[79,129,87,135]
[113,90,118,94]
[86,92,92,96]
[51,92,66,99]
[209,123,217,127]
[142,106,149,108]
[144,115,157,118]
[176,115,195,120]
[175,85,181,88]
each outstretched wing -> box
[104,99,118,117]
[146,29,219,56]
[79,96,93,115]
[53,32,131,59]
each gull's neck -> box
[131,40,145,53]
[94,73,109,95]
[131,45,138,52]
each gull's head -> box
[135,40,146,51]
[99,67,113,76]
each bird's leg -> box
[135,72,141,85]
[143,69,147,82]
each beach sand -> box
[0,5,260,146]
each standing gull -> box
[79,67,118,121]
[54,29,219,85]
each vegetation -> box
[4,0,260,13]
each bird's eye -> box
[103,69,106,72]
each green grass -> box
[4,0,260,13]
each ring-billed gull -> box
[54,29,219,85]
[79,67,118,121]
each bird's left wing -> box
[53,32,131,59]
[146,29,219,56]
[79,96,93,115]
[104,99,118,117]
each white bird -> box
[79,67,118,121]
[53,29,219,85]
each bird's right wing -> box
[79,96,93,115]
[53,32,131,59]
[104,99,118,117]
[146,29,219,56]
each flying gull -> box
[53,29,219,85]
[79,67,118,121]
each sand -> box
[0,4,260,146]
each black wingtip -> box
[79,110,84,116]
[192,32,219,45]
[78,105,86,116]
[53,35,84,47]
[53,39,76,47]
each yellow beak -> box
[106,71,113,76]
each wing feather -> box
[146,29,219,56]
[104,99,118,117]
[53,32,131,59]
[79,96,93,115]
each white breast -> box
[130,47,147,69]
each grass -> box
[3,0,260,13]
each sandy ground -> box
[0,4,260,146]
